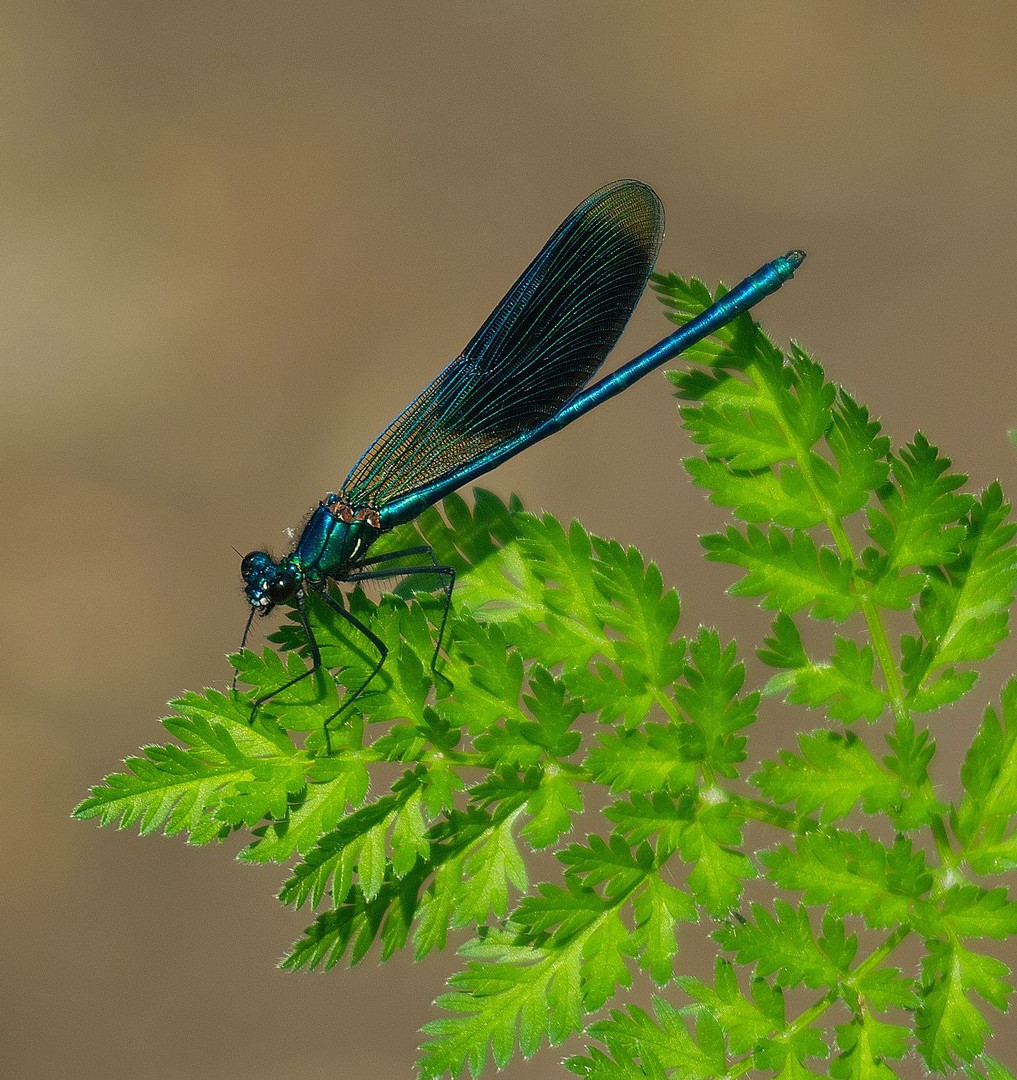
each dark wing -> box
[342,180,664,508]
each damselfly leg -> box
[238,544,455,754]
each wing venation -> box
[342,180,664,507]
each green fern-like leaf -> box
[76,257,1017,1080]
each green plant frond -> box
[76,264,1017,1079]
[713,900,850,989]
[752,728,903,823]
[955,679,1017,873]
[567,997,723,1079]
[761,830,934,930]
[902,482,1017,708]
[703,525,859,621]
[917,939,1004,1070]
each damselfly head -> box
[241,550,299,612]
[240,550,273,581]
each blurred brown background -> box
[4,2,1017,1077]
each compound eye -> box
[267,571,297,604]
[241,551,272,581]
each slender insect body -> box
[234,180,803,750]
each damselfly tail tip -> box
[773,249,806,282]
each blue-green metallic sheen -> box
[381,248,805,527]
[237,181,804,730]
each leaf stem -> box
[725,925,912,1078]
[727,792,806,833]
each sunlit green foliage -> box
[76,269,1017,1079]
